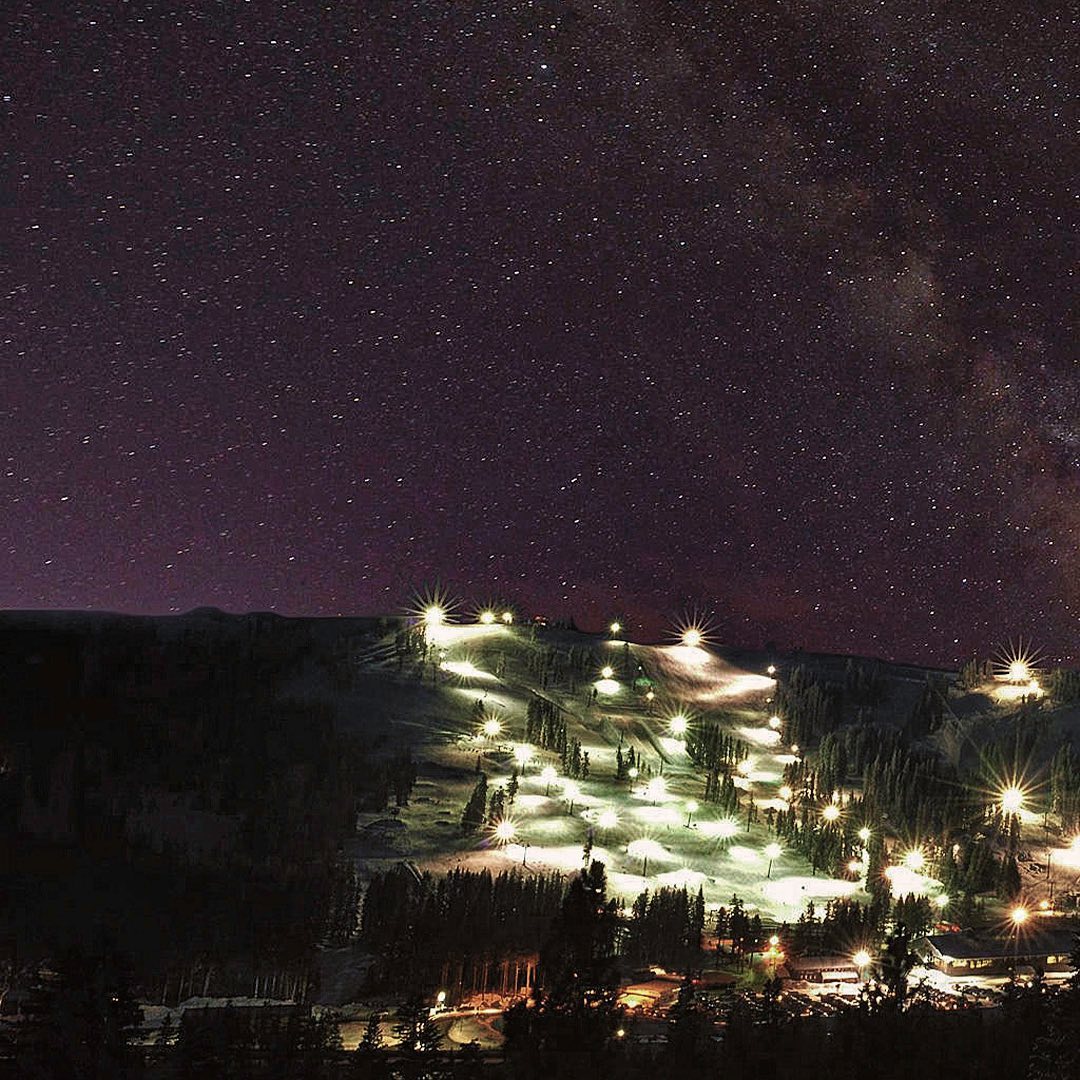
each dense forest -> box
[0,612,405,1007]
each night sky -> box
[3,2,1076,664]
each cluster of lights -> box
[478,609,515,625]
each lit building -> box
[916,930,1077,977]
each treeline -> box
[1051,744,1080,832]
[525,645,610,690]
[0,613,402,1005]
[524,698,590,777]
[684,721,747,774]
[1046,667,1080,704]
[359,866,567,992]
[774,665,842,745]
[525,698,567,754]
[625,886,707,968]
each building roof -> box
[920,930,1077,961]
[788,955,859,971]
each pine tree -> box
[461,774,488,834]
[393,994,441,1055]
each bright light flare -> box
[682,628,703,648]
[494,820,516,843]
[853,949,871,969]
[669,714,689,737]
[768,714,782,729]
[441,659,495,680]
[513,744,534,766]
[597,810,619,830]
[645,777,667,802]
[821,804,841,823]
[562,780,580,801]
[764,842,782,860]
[600,665,615,679]
[699,819,739,840]
[481,717,502,738]
[1000,786,1026,814]
[609,621,622,636]
[903,848,926,872]
[857,827,872,843]
[1010,905,1029,926]
[479,610,496,625]
[627,838,670,861]
[501,611,514,624]
[423,605,446,627]
[540,765,558,785]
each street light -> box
[482,717,502,739]
[628,766,639,792]
[685,800,699,827]
[479,610,496,625]
[670,714,689,737]
[600,665,615,680]
[767,664,776,676]
[768,714,782,729]
[563,780,580,815]
[423,605,446,627]
[513,744,534,772]
[821,804,841,824]
[501,611,514,624]
[764,842,782,878]
[682,628,703,648]
[609,621,622,636]
[778,785,793,802]
[645,776,666,804]
[494,820,516,844]
[1001,786,1025,815]
[857,826,872,844]
[853,949,871,974]
[598,809,619,831]
[1010,905,1029,926]
[903,848,926,872]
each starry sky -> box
[3,2,1076,665]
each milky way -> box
[2,2,1075,664]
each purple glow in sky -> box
[3,2,1076,664]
